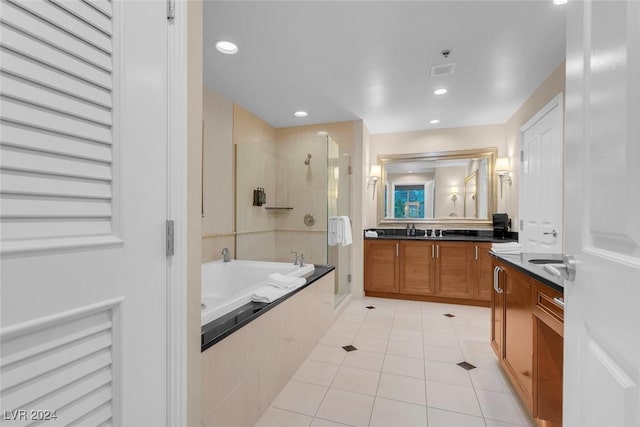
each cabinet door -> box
[399,240,435,295]
[533,282,564,425]
[434,242,473,298]
[473,243,493,301]
[364,240,398,292]
[491,261,505,359]
[503,267,533,411]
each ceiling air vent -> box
[430,63,456,77]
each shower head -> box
[304,154,312,165]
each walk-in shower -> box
[235,134,352,305]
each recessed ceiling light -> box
[434,88,448,95]
[317,131,328,135]
[430,119,440,124]
[294,111,308,118]
[215,40,238,55]
[552,0,567,4]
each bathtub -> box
[201,259,315,327]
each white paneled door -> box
[1,1,169,425]
[520,93,564,253]
[564,1,640,426]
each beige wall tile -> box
[201,271,335,426]
[202,86,234,236]
[202,235,235,263]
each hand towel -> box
[340,216,353,246]
[328,216,339,246]
[251,285,287,303]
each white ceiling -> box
[203,1,566,134]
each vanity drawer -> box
[534,282,564,335]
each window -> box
[394,185,425,218]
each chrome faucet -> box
[291,251,299,266]
[221,248,231,262]
[299,254,306,267]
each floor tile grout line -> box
[421,299,430,426]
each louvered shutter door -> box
[0,0,116,253]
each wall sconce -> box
[368,165,381,199]
[495,157,512,199]
[450,186,458,208]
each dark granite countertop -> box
[489,252,564,293]
[201,265,335,352]
[364,228,518,244]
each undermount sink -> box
[528,259,562,265]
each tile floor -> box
[255,297,533,427]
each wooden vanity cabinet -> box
[399,240,435,295]
[502,266,534,413]
[434,241,473,299]
[491,257,565,426]
[365,239,492,306]
[472,242,493,301]
[363,239,399,293]
[533,282,564,426]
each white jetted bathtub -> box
[201,259,315,326]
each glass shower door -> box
[326,137,351,305]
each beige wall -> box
[202,86,235,262]
[503,62,566,231]
[187,1,202,426]
[365,124,506,228]
[434,166,467,218]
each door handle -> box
[396,242,399,257]
[552,297,565,308]
[543,229,557,238]
[432,244,435,259]
[436,245,439,259]
[475,245,478,261]
[543,255,577,281]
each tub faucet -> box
[299,254,306,267]
[290,251,299,266]
[221,248,231,262]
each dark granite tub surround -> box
[201,265,334,352]
[364,228,518,243]
[489,251,564,292]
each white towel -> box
[340,216,353,246]
[491,242,523,254]
[251,285,288,303]
[365,230,378,238]
[328,217,339,246]
[267,273,306,289]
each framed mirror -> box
[376,148,497,226]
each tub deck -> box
[201,265,334,351]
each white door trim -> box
[520,92,564,134]
[166,1,188,425]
